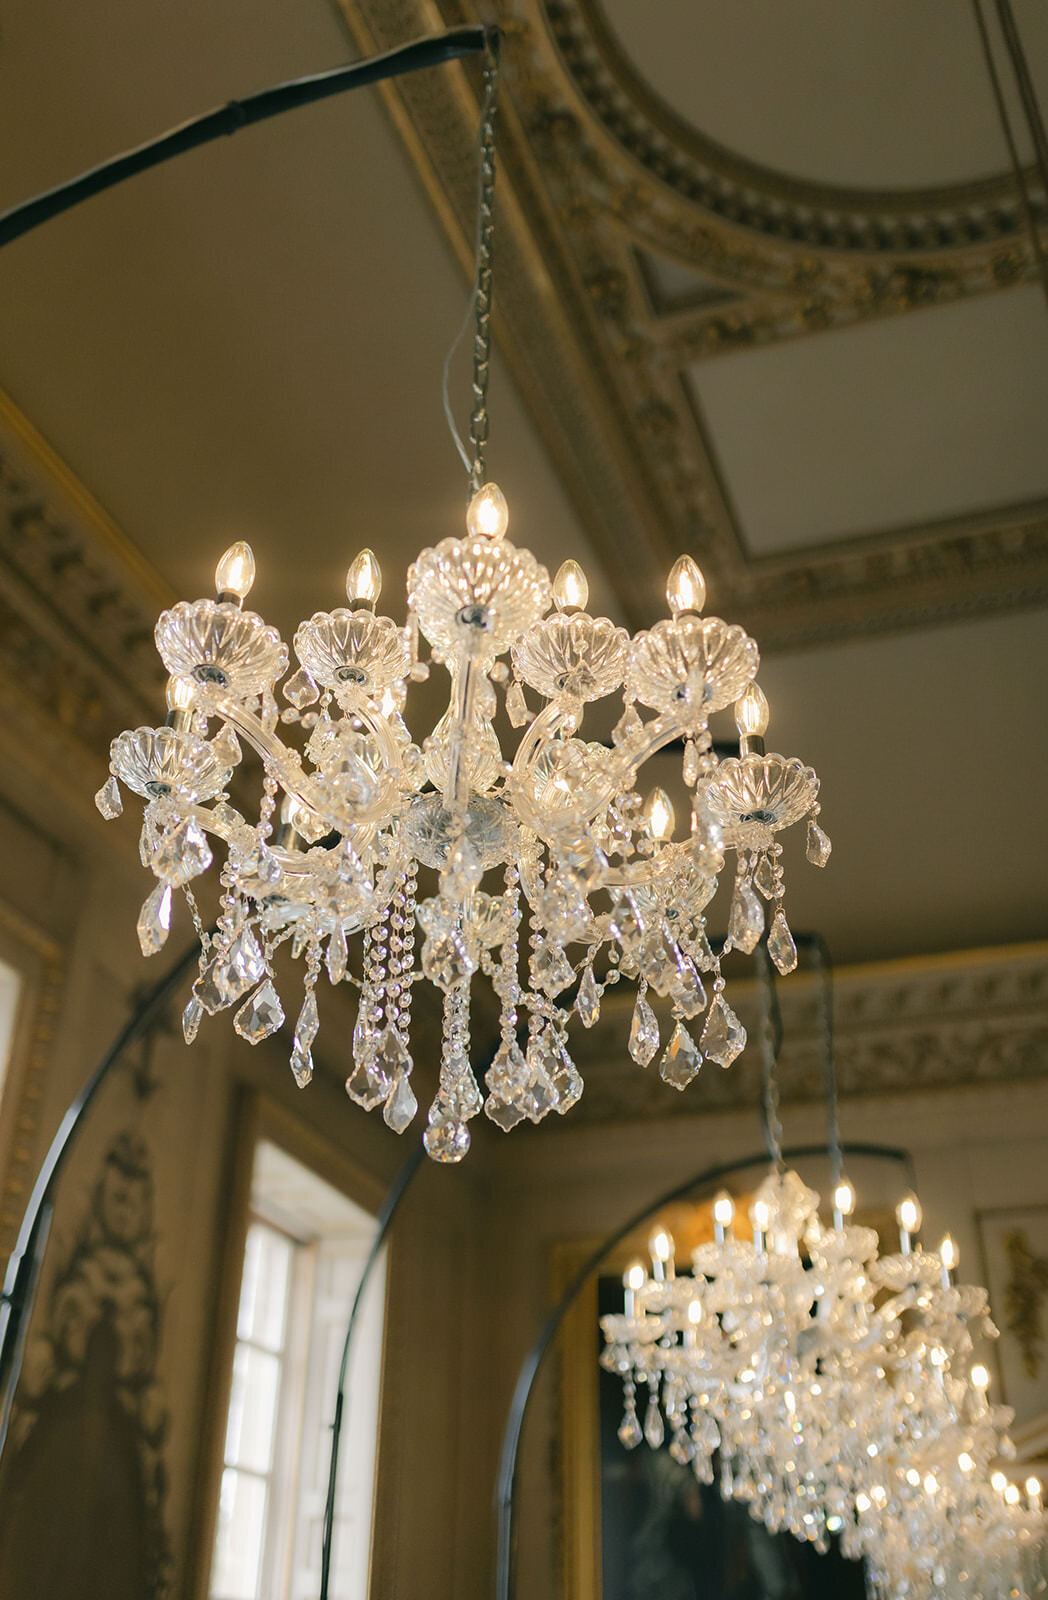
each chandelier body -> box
[97,499,829,1161]
[601,1170,1045,1597]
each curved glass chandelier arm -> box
[213,698,402,832]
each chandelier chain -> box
[810,935,843,1187]
[468,40,499,496]
[756,944,785,1172]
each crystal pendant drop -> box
[137,884,173,956]
[807,818,832,867]
[383,1072,418,1133]
[669,1427,694,1466]
[576,964,601,1028]
[682,739,701,787]
[290,1046,313,1087]
[644,1394,665,1449]
[326,923,348,985]
[484,1094,526,1131]
[612,702,642,747]
[440,836,483,900]
[659,1022,702,1090]
[95,775,123,820]
[618,1401,643,1450]
[665,959,706,1020]
[422,930,477,992]
[154,817,213,886]
[487,1042,529,1099]
[700,994,747,1067]
[234,980,284,1044]
[423,1117,471,1163]
[294,990,320,1053]
[505,679,528,727]
[549,1036,584,1112]
[345,1057,392,1111]
[182,994,204,1045]
[728,879,764,955]
[227,928,266,993]
[629,993,660,1067]
[532,943,574,996]
[352,1006,376,1063]
[283,666,319,708]
[754,853,777,900]
[767,908,798,975]
[210,723,241,767]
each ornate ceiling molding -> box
[332,0,1048,645]
[568,942,1048,1127]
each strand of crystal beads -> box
[423,981,475,1162]
[382,864,419,1134]
[346,904,395,1110]
[289,934,320,1086]
[484,867,530,1130]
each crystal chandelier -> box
[92,47,830,1162]
[601,1170,1045,1598]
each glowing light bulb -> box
[855,1493,871,1514]
[1005,1482,1020,1505]
[751,1198,770,1232]
[687,1300,702,1325]
[346,548,382,606]
[734,682,770,738]
[165,676,195,712]
[1026,1477,1042,1503]
[991,1471,1008,1493]
[713,1190,735,1228]
[624,1261,646,1292]
[644,787,675,842]
[958,1452,975,1473]
[896,1194,922,1235]
[553,559,588,612]
[649,1227,672,1263]
[466,481,509,540]
[924,1474,939,1495]
[666,554,706,616]
[215,541,255,601]
[833,1178,856,1218]
[940,1233,958,1271]
[970,1363,990,1390]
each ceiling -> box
[0,0,1045,982]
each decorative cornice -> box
[331,0,1048,646]
[568,943,1048,1127]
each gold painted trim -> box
[0,902,65,1260]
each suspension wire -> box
[441,30,501,491]
[971,0,1048,309]
[755,942,785,1172]
[808,933,844,1190]
[994,0,1048,197]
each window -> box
[210,1142,385,1600]
[0,954,22,1108]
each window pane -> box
[224,1344,282,1474]
[211,1467,267,1600]
[237,1222,293,1350]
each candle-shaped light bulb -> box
[991,1470,1008,1493]
[940,1233,958,1285]
[166,676,195,713]
[685,1298,702,1346]
[1005,1483,1021,1505]
[734,682,770,738]
[346,548,382,606]
[644,787,675,842]
[466,482,509,540]
[751,1198,770,1253]
[649,1227,674,1281]
[833,1178,856,1220]
[623,1258,646,1318]
[896,1193,922,1252]
[666,554,706,617]
[1026,1477,1042,1507]
[553,559,588,612]
[712,1190,735,1242]
[215,541,255,601]
[958,1452,975,1473]
[970,1363,990,1391]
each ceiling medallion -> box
[94,39,829,1163]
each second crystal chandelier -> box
[94,43,829,1161]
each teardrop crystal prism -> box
[532,943,574,996]
[699,994,747,1068]
[484,1093,527,1131]
[95,775,123,820]
[326,924,348,985]
[182,994,204,1045]
[423,1116,471,1163]
[754,853,777,900]
[211,724,242,767]
[576,964,601,1028]
[290,1045,313,1087]
[767,908,798,975]
[728,880,763,955]
[505,679,529,728]
[383,1072,418,1133]
[682,739,701,787]
[644,1396,665,1450]
[137,884,172,957]
[629,994,659,1067]
[618,1403,643,1450]
[659,1022,702,1090]
[345,1058,391,1111]
[283,666,319,708]
[487,1042,529,1098]
[294,990,320,1053]
[807,818,832,867]
[234,980,284,1044]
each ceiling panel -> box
[689,285,1048,555]
[599,0,1048,188]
